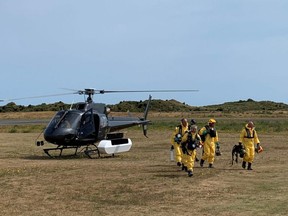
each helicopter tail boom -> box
[107,95,152,136]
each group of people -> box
[170,118,261,177]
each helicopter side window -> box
[82,113,92,126]
[56,112,81,130]
[53,115,62,125]
[59,118,72,128]
[78,109,95,139]
[47,111,66,129]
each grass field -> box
[0,117,288,216]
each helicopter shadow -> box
[21,154,119,160]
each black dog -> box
[231,144,245,165]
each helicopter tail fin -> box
[142,95,152,137]
[143,95,152,120]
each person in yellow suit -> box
[199,118,220,168]
[182,125,202,177]
[170,118,189,167]
[239,121,261,170]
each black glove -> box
[215,142,221,156]
[256,143,260,153]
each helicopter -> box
[1,88,198,158]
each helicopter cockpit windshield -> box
[48,111,82,130]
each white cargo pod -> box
[97,138,132,154]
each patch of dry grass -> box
[0,128,287,215]
[0,111,55,119]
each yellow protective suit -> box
[182,131,201,175]
[239,124,260,164]
[170,123,189,166]
[199,125,219,167]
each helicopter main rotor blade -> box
[0,88,199,103]
[60,88,199,95]
[97,89,199,94]
[0,93,75,103]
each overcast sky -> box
[1,0,288,106]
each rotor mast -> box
[78,89,96,103]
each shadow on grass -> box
[21,154,118,160]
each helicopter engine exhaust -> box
[97,138,132,155]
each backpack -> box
[199,125,217,141]
[199,125,209,142]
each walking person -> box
[239,121,261,170]
[199,118,220,168]
[182,125,202,177]
[170,118,189,167]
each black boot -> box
[182,164,187,172]
[200,159,204,167]
[242,161,246,169]
[247,162,253,170]
[177,162,181,167]
[188,170,193,177]
[209,163,214,168]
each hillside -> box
[1,98,288,113]
[201,98,288,112]
[108,99,194,112]
[109,98,288,113]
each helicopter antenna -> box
[69,100,75,110]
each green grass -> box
[148,117,288,133]
[2,116,288,134]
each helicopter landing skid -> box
[82,144,100,159]
[43,144,101,159]
[43,146,79,158]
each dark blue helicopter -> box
[1,88,198,158]
[36,89,153,158]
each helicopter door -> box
[78,109,95,140]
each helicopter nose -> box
[44,128,77,144]
[64,134,76,142]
